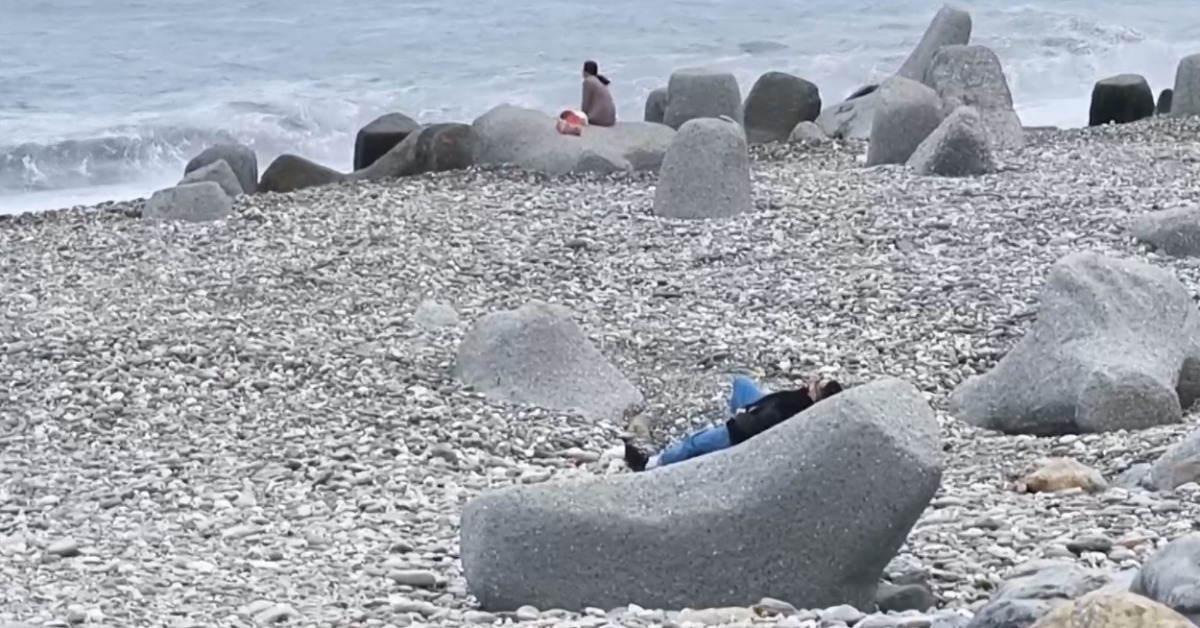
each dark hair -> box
[821,380,844,397]
[583,60,610,86]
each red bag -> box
[556,119,583,136]
[557,109,587,136]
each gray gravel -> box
[4,116,1200,627]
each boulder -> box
[662,68,744,130]
[470,105,675,175]
[743,71,822,144]
[652,117,752,220]
[179,159,243,198]
[867,76,944,166]
[815,85,878,140]
[453,300,642,420]
[907,106,996,176]
[185,143,258,194]
[258,154,346,193]
[950,252,1200,436]
[789,120,827,144]
[644,87,668,123]
[459,378,943,612]
[1030,591,1194,628]
[1089,74,1155,126]
[965,561,1115,628]
[1172,53,1200,117]
[1145,428,1200,491]
[1130,533,1200,624]
[143,182,233,222]
[1159,88,1174,115]
[925,45,1024,148]
[353,112,420,170]
[1129,205,1200,258]
[353,123,473,181]
[1015,457,1108,494]
[897,5,973,82]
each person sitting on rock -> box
[580,60,616,127]
[622,375,843,471]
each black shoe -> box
[622,437,649,472]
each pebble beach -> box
[4,115,1200,627]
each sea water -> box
[2,0,1198,214]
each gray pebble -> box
[46,538,80,557]
[756,597,799,616]
[820,605,866,626]
[391,599,439,616]
[388,569,439,588]
[463,610,497,624]
[252,604,297,624]
[1066,534,1114,554]
[857,615,901,628]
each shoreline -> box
[0,120,1140,223]
[0,101,1130,218]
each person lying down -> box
[623,374,844,471]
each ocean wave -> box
[0,128,234,192]
[0,85,385,195]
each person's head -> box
[807,378,844,402]
[582,60,610,86]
